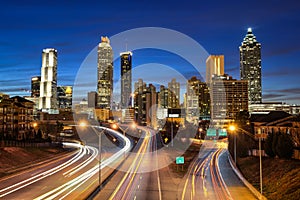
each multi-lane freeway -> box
[0,126,259,200]
[180,140,257,200]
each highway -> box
[180,140,257,200]
[0,126,131,200]
[95,126,163,200]
[1,126,260,200]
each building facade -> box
[158,85,169,109]
[134,79,157,127]
[206,55,224,84]
[57,86,72,110]
[88,91,98,108]
[211,74,248,121]
[120,51,132,109]
[168,78,180,108]
[0,95,34,141]
[185,77,210,122]
[39,48,58,112]
[31,76,41,98]
[240,28,262,104]
[97,36,113,109]
[249,102,290,114]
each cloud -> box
[225,66,239,73]
[264,45,300,57]
[263,68,300,78]
[0,87,30,93]
[263,93,285,99]
[266,87,300,94]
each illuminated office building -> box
[168,78,180,108]
[206,55,224,84]
[134,79,157,127]
[39,48,58,112]
[186,77,210,122]
[120,51,132,109]
[57,86,72,110]
[211,74,248,120]
[240,28,262,104]
[31,76,41,97]
[97,36,113,109]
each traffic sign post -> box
[256,133,266,195]
[176,156,184,171]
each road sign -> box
[176,156,184,164]
[164,137,168,143]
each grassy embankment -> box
[0,146,68,178]
[238,156,300,200]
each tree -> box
[264,132,276,157]
[36,129,42,141]
[236,110,251,132]
[276,133,294,159]
[272,132,279,156]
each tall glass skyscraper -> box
[31,76,41,97]
[97,36,113,109]
[206,55,224,84]
[39,48,58,112]
[168,78,180,108]
[240,28,262,104]
[120,51,132,109]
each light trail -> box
[34,127,131,200]
[181,140,233,200]
[210,148,233,200]
[181,149,213,200]
[0,127,131,199]
[63,146,98,177]
[0,143,87,198]
[109,128,151,200]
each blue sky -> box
[0,0,300,104]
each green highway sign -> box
[176,156,184,164]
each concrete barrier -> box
[227,152,267,200]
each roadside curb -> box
[227,152,267,200]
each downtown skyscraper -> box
[39,48,58,112]
[206,55,224,84]
[97,36,113,109]
[168,78,180,108]
[240,28,262,104]
[31,76,41,98]
[120,51,132,109]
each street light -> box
[95,127,105,191]
[79,121,104,190]
[198,128,203,139]
[229,124,237,164]
[238,127,264,196]
[112,123,136,159]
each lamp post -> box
[259,136,262,195]
[256,132,266,196]
[112,123,136,159]
[96,127,105,190]
[238,127,264,196]
[229,125,236,164]
[79,122,105,190]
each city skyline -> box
[0,1,300,105]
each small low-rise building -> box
[0,95,34,140]
[251,111,300,147]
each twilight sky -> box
[0,0,300,104]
